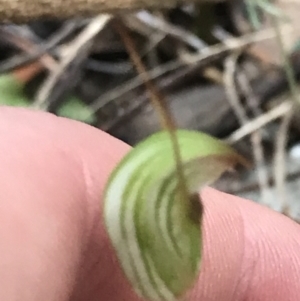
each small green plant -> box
[246,0,289,29]
[102,22,247,301]
[103,130,245,301]
[0,65,96,124]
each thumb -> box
[0,107,299,301]
[191,187,300,301]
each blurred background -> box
[1,0,300,221]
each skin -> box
[0,107,299,301]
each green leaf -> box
[256,0,289,21]
[0,74,96,125]
[103,130,245,301]
[246,0,262,30]
[291,39,300,53]
[58,96,96,124]
[0,74,31,107]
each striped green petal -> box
[103,129,244,301]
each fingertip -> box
[2,107,299,301]
[193,188,300,301]
[0,107,130,301]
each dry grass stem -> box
[224,53,271,204]
[32,14,112,110]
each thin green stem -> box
[115,20,191,208]
[246,0,261,30]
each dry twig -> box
[224,53,271,204]
[89,59,183,115]
[32,14,112,110]
[273,109,294,214]
[226,101,293,143]
[270,15,299,213]
[182,24,293,64]
[126,11,207,51]
[90,25,293,120]
[0,21,79,73]
[0,0,224,23]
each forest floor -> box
[0,0,300,221]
